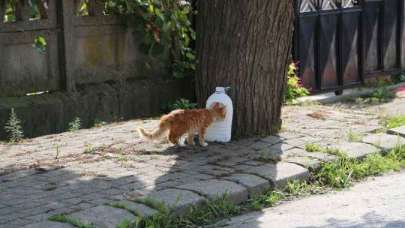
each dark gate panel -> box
[297,1,318,90]
[341,5,361,86]
[0,1,62,97]
[362,0,382,75]
[295,0,405,93]
[383,0,400,70]
[319,10,339,89]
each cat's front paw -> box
[201,142,209,147]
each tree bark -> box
[195,0,295,138]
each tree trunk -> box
[195,0,294,138]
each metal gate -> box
[294,0,404,93]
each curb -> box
[296,82,405,104]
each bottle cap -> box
[215,87,225,93]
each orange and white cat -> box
[138,102,226,147]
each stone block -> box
[362,134,405,151]
[144,189,205,215]
[112,200,157,217]
[68,205,135,228]
[244,163,310,188]
[177,180,248,204]
[223,174,270,197]
[335,142,380,159]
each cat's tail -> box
[138,121,170,141]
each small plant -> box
[68,117,81,132]
[323,147,346,157]
[4,108,24,143]
[358,80,395,104]
[117,155,129,162]
[305,143,322,152]
[283,180,325,197]
[305,143,345,157]
[33,35,47,54]
[285,62,310,103]
[117,219,132,228]
[347,129,363,142]
[83,143,96,154]
[169,98,197,111]
[392,73,405,84]
[315,157,354,189]
[94,119,107,128]
[382,115,405,129]
[55,144,61,159]
[248,191,285,210]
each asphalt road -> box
[213,171,405,228]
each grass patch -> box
[49,214,93,228]
[129,195,240,228]
[315,146,405,189]
[305,143,323,152]
[304,143,346,157]
[382,115,405,129]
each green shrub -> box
[285,62,310,103]
[169,98,197,111]
[104,0,196,78]
[4,108,24,143]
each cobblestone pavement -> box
[0,97,404,227]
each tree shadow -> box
[298,211,405,228]
[0,129,282,227]
[0,159,148,226]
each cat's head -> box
[210,102,227,119]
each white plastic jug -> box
[205,87,233,142]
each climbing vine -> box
[104,0,196,78]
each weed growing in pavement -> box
[347,129,364,142]
[49,214,92,228]
[382,115,405,129]
[5,108,24,143]
[68,117,81,132]
[305,143,323,152]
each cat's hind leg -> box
[198,128,208,147]
[168,130,185,147]
[187,132,195,146]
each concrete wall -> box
[0,79,193,140]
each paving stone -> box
[113,200,158,217]
[335,142,381,159]
[23,221,74,228]
[281,148,335,165]
[362,133,405,151]
[243,163,310,188]
[260,135,283,145]
[144,189,205,215]
[223,174,270,198]
[284,137,320,147]
[251,143,295,162]
[68,205,136,228]
[284,156,321,169]
[177,180,248,204]
[388,126,405,137]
